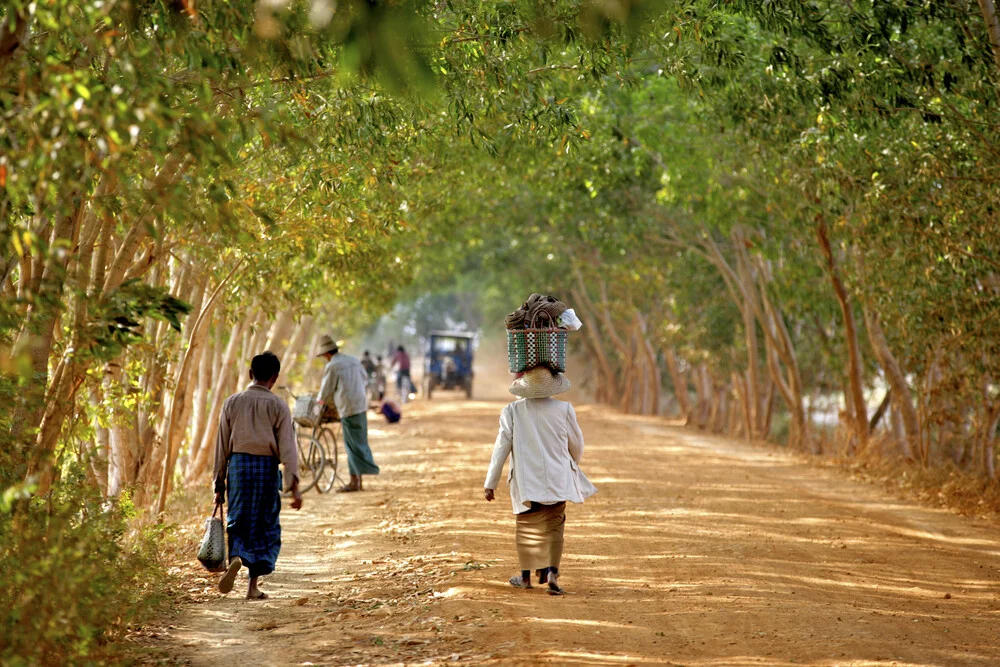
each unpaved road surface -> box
[141,399,1000,666]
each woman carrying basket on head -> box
[484,295,595,595]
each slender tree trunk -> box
[279,316,311,382]
[702,234,765,438]
[156,262,242,514]
[816,219,869,449]
[978,0,1000,68]
[868,389,893,432]
[107,361,139,497]
[187,319,245,481]
[569,292,618,401]
[863,305,919,460]
[983,404,1000,480]
[89,386,110,495]
[264,310,296,357]
[663,348,690,420]
[733,371,752,442]
[636,313,661,416]
[14,195,85,460]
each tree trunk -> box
[868,389,893,433]
[664,348,691,421]
[155,262,242,514]
[978,0,1000,69]
[816,218,869,449]
[733,371,752,442]
[187,319,245,481]
[279,316,311,383]
[863,305,919,461]
[187,321,221,469]
[569,293,619,402]
[702,233,765,438]
[636,313,661,416]
[107,362,139,497]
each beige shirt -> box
[214,384,298,492]
[485,398,597,514]
[318,353,369,418]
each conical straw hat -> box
[509,367,572,399]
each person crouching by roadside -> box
[483,366,597,595]
[214,351,302,600]
[316,334,380,492]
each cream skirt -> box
[515,502,566,571]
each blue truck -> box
[424,331,475,399]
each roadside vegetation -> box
[2,0,999,661]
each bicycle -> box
[282,387,344,494]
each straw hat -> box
[316,334,341,357]
[509,367,571,399]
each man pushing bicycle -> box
[316,335,380,492]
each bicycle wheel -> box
[316,425,344,493]
[295,429,325,493]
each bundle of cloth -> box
[504,293,582,332]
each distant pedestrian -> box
[392,345,412,401]
[361,350,376,376]
[213,351,302,600]
[484,367,596,595]
[316,335,380,492]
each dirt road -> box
[144,398,1000,666]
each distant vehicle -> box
[424,331,475,399]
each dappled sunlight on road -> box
[146,399,1000,666]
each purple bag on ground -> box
[380,401,401,423]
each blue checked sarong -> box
[226,453,282,578]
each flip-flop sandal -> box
[508,575,532,589]
[336,485,361,493]
[246,591,269,600]
[218,559,242,594]
[547,573,565,596]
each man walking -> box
[392,345,411,402]
[214,351,302,600]
[316,335,380,492]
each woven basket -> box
[507,328,567,374]
[293,394,339,428]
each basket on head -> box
[507,328,567,374]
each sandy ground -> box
[138,395,1000,667]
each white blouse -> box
[485,398,598,514]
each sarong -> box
[226,453,282,578]
[515,502,566,571]
[341,412,381,476]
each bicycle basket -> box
[293,395,320,428]
[507,328,567,374]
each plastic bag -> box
[197,503,227,572]
[558,308,584,331]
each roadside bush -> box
[0,470,166,666]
